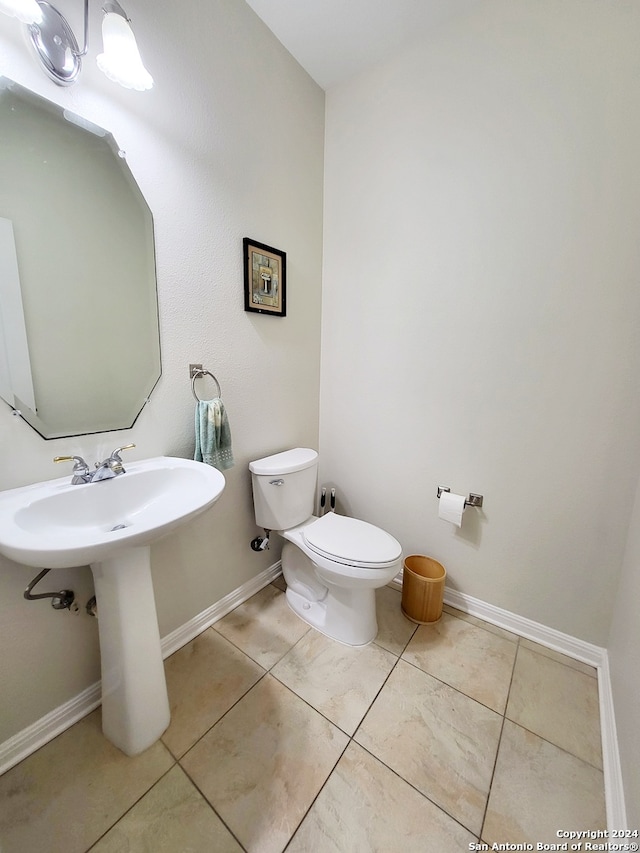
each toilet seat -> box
[302,513,402,569]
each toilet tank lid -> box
[249,448,318,476]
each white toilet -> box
[249,448,402,646]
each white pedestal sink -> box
[0,456,225,755]
[91,547,170,755]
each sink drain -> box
[110,523,127,531]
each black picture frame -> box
[243,238,286,317]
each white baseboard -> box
[0,682,102,778]
[160,561,282,658]
[597,652,628,831]
[0,561,282,777]
[442,586,605,667]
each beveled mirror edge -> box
[0,76,162,439]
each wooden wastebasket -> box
[401,555,446,624]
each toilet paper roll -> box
[438,491,466,527]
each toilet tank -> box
[249,448,318,530]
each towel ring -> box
[191,369,222,402]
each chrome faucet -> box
[92,444,136,481]
[53,455,92,484]
[90,460,118,482]
[54,444,136,484]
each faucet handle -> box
[54,454,89,470]
[53,455,91,484]
[109,443,136,462]
[108,443,136,474]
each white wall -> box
[321,0,640,645]
[0,0,324,744]
[609,482,640,827]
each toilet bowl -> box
[249,448,402,646]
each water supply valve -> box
[250,530,271,551]
[24,568,77,611]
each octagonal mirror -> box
[0,78,161,439]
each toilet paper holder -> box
[437,486,484,508]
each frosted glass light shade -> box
[96,12,152,91]
[0,0,42,24]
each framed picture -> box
[243,238,286,317]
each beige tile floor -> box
[0,582,606,853]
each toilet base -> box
[285,584,378,647]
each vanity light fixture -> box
[0,0,153,90]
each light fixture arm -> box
[76,0,88,57]
[47,0,93,58]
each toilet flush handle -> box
[269,479,284,486]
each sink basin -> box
[0,456,225,757]
[0,456,225,569]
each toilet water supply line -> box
[319,486,336,514]
[250,530,271,551]
[250,485,336,551]
[320,486,336,515]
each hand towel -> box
[194,398,234,471]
